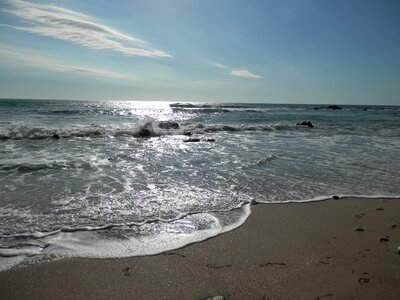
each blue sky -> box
[0,0,399,104]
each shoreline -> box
[1,197,399,299]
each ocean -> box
[0,99,399,271]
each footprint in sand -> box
[358,272,370,284]
[355,227,365,232]
[358,277,370,284]
[358,249,371,258]
[354,213,366,219]
[379,236,390,243]
[376,207,384,211]
[317,256,335,266]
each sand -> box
[0,197,399,300]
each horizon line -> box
[0,98,398,107]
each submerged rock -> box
[296,121,314,128]
[52,134,60,139]
[313,105,342,110]
[138,128,151,137]
[158,121,179,130]
[182,132,192,136]
[136,122,154,138]
[184,138,200,143]
[206,139,215,142]
[328,105,342,110]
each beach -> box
[1,0,400,298]
[1,197,399,299]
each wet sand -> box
[0,197,399,299]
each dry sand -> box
[0,197,399,300]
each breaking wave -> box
[0,122,308,140]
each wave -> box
[2,194,398,241]
[170,103,252,109]
[0,197,251,240]
[34,108,137,116]
[0,205,251,271]
[170,103,400,113]
[1,194,399,272]
[255,194,400,204]
[362,107,400,112]
[0,122,158,140]
[170,103,270,113]
[0,122,306,140]
[243,155,278,169]
[0,161,92,173]
[171,107,271,114]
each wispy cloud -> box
[214,63,230,70]
[214,63,262,79]
[2,0,171,58]
[229,69,263,79]
[0,48,127,79]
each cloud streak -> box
[0,48,127,79]
[229,69,263,79]
[2,0,170,58]
[214,63,229,70]
[215,63,262,79]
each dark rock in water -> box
[158,121,179,130]
[136,122,154,138]
[52,134,60,139]
[313,105,342,110]
[138,128,151,137]
[332,195,340,199]
[296,121,314,128]
[206,139,215,142]
[184,138,200,143]
[170,103,196,108]
[183,132,192,136]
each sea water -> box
[0,100,399,270]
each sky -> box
[0,0,399,104]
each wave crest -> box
[0,122,303,140]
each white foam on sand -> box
[0,205,251,271]
[44,205,251,258]
[256,194,400,204]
